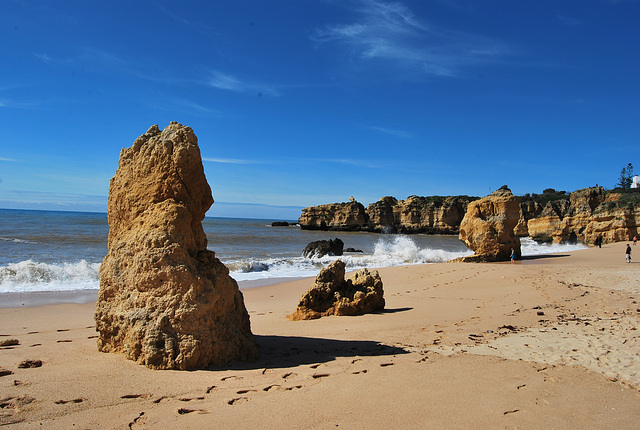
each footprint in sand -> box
[263,384,281,392]
[179,396,205,402]
[178,408,210,414]
[0,338,19,347]
[121,394,149,399]
[220,375,242,381]
[57,339,73,343]
[54,398,84,404]
[128,411,146,428]
[281,372,297,379]
[227,397,249,405]
[205,386,217,394]
[312,373,330,379]
[56,329,70,332]
[0,367,14,377]
[18,359,42,368]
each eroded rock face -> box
[299,196,476,234]
[287,260,385,320]
[457,187,522,262]
[95,122,257,370]
[299,201,367,231]
[527,187,639,244]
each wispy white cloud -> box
[0,98,36,109]
[208,70,280,96]
[312,0,508,77]
[556,15,581,26]
[146,97,220,116]
[368,126,414,138]
[202,157,262,165]
[0,157,18,162]
[315,158,380,168]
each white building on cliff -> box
[632,175,640,188]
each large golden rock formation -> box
[458,187,522,262]
[95,122,257,370]
[287,260,385,320]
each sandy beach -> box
[1,242,639,429]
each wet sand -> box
[1,242,639,429]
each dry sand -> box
[1,242,639,429]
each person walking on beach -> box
[634,236,637,246]
[510,248,515,264]
[626,244,632,263]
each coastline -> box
[1,242,638,428]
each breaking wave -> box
[0,260,100,293]
[0,236,590,292]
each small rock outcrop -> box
[302,238,344,258]
[95,122,257,370]
[287,260,385,320]
[457,186,522,262]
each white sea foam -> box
[0,237,38,244]
[228,235,474,282]
[0,237,590,292]
[0,260,100,293]
[228,236,589,282]
[520,237,588,255]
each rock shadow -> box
[220,335,409,371]
[376,307,413,314]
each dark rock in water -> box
[271,221,290,227]
[287,260,385,320]
[344,247,363,253]
[303,238,344,258]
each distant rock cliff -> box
[299,187,639,246]
[299,196,477,234]
[525,187,639,244]
[298,201,367,231]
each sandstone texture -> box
[298,190,639,247]
[95,122,257,370]
[299,196,476,234]
[287,260,385,320]
[298,201,367,231]
[458,187,522,262]
[526,187,639,244]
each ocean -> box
[0,208,587,296]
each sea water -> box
[0,208,587,295]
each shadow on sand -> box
[521,254,571,261]
[376,307,413,314]
[221,335,409,371]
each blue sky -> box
[1,0,638,219]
